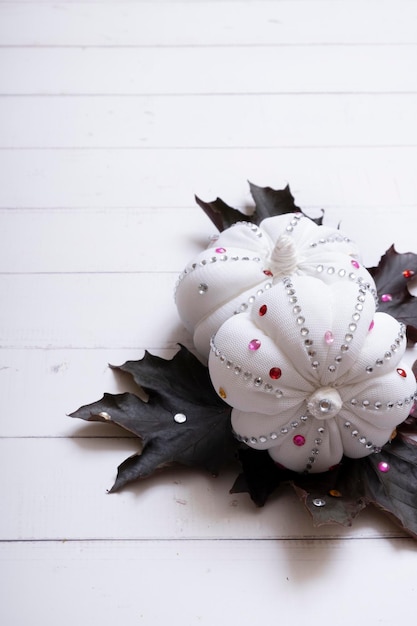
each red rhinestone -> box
[263,269,273,277]
[269,367,282,380]
[259,304,267,316]
[403,269,415,279]
[396,368,407,378]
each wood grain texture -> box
[1,1,417,624]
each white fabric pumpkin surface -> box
[175,212,375,358]
[208,274,416,473]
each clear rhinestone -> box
[174,413,187,424]
[198,283,208,294]
[312,498,326,507]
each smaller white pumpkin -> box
[175,213,375,358]
[208,273,416,473]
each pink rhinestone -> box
[368,319,374,331]
[381,294,392,302]
[378,461,390,473]
[324,330,334,345]
[293,435,306,447]
[215,247,226,254]
[248,339,261,351]
[351,259,360,269]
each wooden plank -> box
[0,273,184,349]
[1,147,416,213]
[1,204,417,275]
[1,1,416,46]
[2,94,417,148]
[1,45,416,95]
[1,538,416,626]
[0,438,406,540]
[1,344,416,437]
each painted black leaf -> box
[369,245,417,342]
[70,346,236,492]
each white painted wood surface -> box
[1,1,417,624]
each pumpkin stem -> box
[270,235,298,276]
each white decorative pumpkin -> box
[208,273,416,473]
[175,213,374,358]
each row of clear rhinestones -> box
[209,335,285,398]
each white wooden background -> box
[1,1,417,624]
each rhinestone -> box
[366,366,373,373]
[374,401,382,409]
[259,304,267,316]
[315,438,322,445]
[243,371,252,381]
[300,415,309,422]
[219,387,227,399]
[220,355,225,363]
[289,296,298,304]
[329,489,342,497]
[281,427,289,434]
[351,259,360,269]
[275,389,283,398]
[311,449,319,455]
[311,360,319,369]
[324,330,334,345]
[215,247,226,254]
[349,273,356,280]
[293,305,302,314]
[98,411,112,421]
[240,303,248,311]
[198,283,208,294]
[254,377,263,387]
[341,344,349,352]
[345,333,353,342]
[316,265,324,273]
[327,267,335,274]
[378,461,390,473]
[362,400,370,407]
[353,312,361,322]
[269,367,282,380]
[350,398,358,405]
[381,294,393,302]
[376,359,383,366]
[344,421,351,428]
[397,400,404,407]
[248,296,255,304]
[338,269,346,277]
[355,303,363,311]
[300,328,309,336]
[259,436,267,443]
[335,355,342,363]
[291,421,299,429]
[349,323,357,332]
[293,435,306,446]
[397,368,407,378]
[304,339,313,346]
[317,427,325,434]
[270,432,278,440]
[257,289,264,296]
[174,413,187,424]
[250,437,257,444]
[386,401,394,409]
[357,295,365,303]
[359,437,367,444]
[403,269,415,279]
[234,366,241,375]
[308,457,315,463]
[366,442,373,449]
[263,269,273,277]
[328,365,336,373]
[226,360,233,368]
[264,383,273,392]
[351,430,359,437]
[385,351,392,359]
[248,339,261,351]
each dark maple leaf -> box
[195,181,320,232]
[368,245,417,342]
[70,346,237,492]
